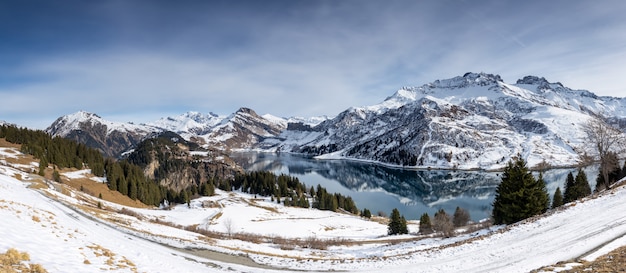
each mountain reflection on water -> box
[231,152,598,221]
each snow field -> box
[2,143,626,272]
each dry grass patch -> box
[534,245,626,273]
[211,211,224,223]
[87,244,137,271]
[243,199,279,213]
[0,248,48,273]
[0,140,40,172]
[60,172,149,209]
[0,139,21,149]
[118,208,144,220]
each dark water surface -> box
[231,152,598,221]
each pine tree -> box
[552,187,564,209]
[388,208,408,235]
[38,157,48,176]
[419,213,433,234]
[453,206,470,227]
[361,208,372,218]
[574,169,592,199]
[52,170,61,183]
[492,156,549,225]
[563,172,576,203]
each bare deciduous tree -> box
[433,209,454,238]
[581,118,625,190]
[223,217,235,238]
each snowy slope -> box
[0,167,254,272]
[2,146,626,272]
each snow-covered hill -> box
[267,73,626,170]
[2,143,626,272]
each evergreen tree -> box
[117,176,128,195]
[129,180,138,200]
[38,157,48,176]
[387,208,408,235]
[492,156,550,225]
[574,169,592,199]
[361,208,372,218]
[419,213,433,234]
[201,182,215,196]
[452,206,470,227]
[563,172,576,203]
[52,170,61,183]
[552,187,564,209]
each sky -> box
[1,0,626,129]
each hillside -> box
[125,131,242,192]
[2,141,626,272]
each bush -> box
[434,209,454,237]
[453,207,470,227]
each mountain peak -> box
[462,72,503,82]
[430,72,503,90]
[65,110,102,123]
[516,75,550,86]
[236,107,257,116]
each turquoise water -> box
[231,152,598,221]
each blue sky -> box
[1,0,625,129]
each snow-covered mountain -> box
[44,73,626,169]
[45,111,162,157]
[45,108,292,157]
[202,107,287,150]
[147,111,224,139]
[264,73,626,170]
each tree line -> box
[385,206,471,237]
[0,125,104,177]
[232,171,359,214]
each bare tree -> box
[581,118,625,190]
[433,209,454,238]
[223,217,235,238]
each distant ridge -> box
[44,72,626,169]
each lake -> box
[230,152,599,221]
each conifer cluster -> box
[492,156,549,225]
[387,208,408,235]
[0,125,104,176]
[232,171,358,213]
